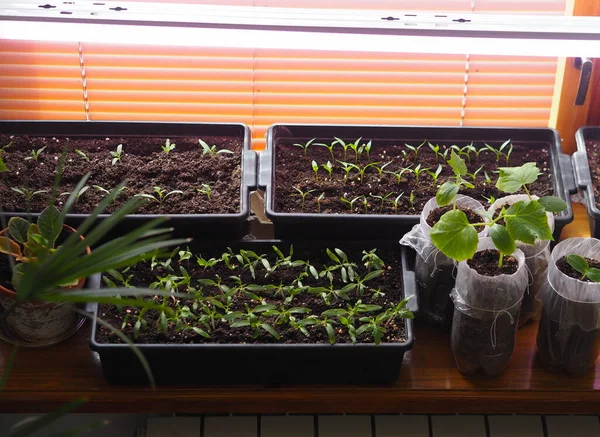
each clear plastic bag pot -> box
[450,238,528,376]
[536,237,600,376]
[489,195,554,327]
[400,195,488,326]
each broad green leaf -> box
[436,181,459,207]
[566,254,588,276]
[587,268,600,283]
[448,150,467,176]
[505,200,553,244]
[7,217,29,244]
[37,205,63,247]
[489,224,516,257]
[538,195,568,213]
[430,209,479,261]
[495,162,541,193]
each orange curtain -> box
[0,1,566,150]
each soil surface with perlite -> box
[96,246,408,345]
[0,135,242,214]
[274,139,553,215]
[584,139,600,209]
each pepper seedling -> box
[294,187,315,211]
[60,185,90,201]
[311,160,319,182]
[404,141,425,160]
[74,149,90,162]
[161,138,176,154]
[388,192,404,214]
[24,146,46,162]
[428,142,442,162]
[110,144,123,165]
[199,139,234,157]
[316,140,336,160]
[322,161,333,177]
[566,255,600,282]
[293,138,316,157]
[431,160,567,265]
[485,139,513,165]
[197,183,211,199]
[135,186,184,206]
[10,187,47,202]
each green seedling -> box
[25,146,46,162]
[484,170,493,186]
[360,196,369,213]
[356,315,387,345]
[404,140,426,160]
[428,142,442,161]
[370,192,393,213]
[311,160,319,181]
[60,185,90,201]
[332,137,362,161]
[388,192,404,214]
[135,186,184,206]
[0,141,12,155]
[322,301,382,343]
[485,139,513,164]
[385,165,413,185]
[264,306,311,325]
[199,139,234,157]
[293,138,316,157]
[294,187,315,211]
[161,138,176,154]
[431,161,567,266]
[316,192,325,213]
[466,165,484,182]
[92,184,127,196]
[103,267,135,289]
[196,254,219,269]
[426,164,443,185]
[197,183,211,199]
[362,249,385,271]
[364,140,372,161]
[74,149,90,162]
[337,161,357,180]
[316,140,336,160]
[10,187,47,202]
[354,162,381,182]
[411,164,429,185]
[378,297,414,327]
[482,195,497,206]
[225,304,280,340]
[435,151,476,208]
[322,161,333,177]
[110,144,123,165]
[566,255,600,282]
[409,190,416,209]
[340,194,362,212]
[373,161,393,177]
[322,247,356,284]
[349,138,365,163]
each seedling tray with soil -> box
[259,124,575,240]
[574,127,600,238]
[0,121,255,239]
[90,241,417,385]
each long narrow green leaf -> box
[0,345,18,392]
[8,397,86,437]
[60,172,90,219]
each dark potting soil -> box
[557,256,600,282]
[95,246,408,345]
[426,206,484,232]
[0,256,12,290]
[467,249,518,277]
[274,139,553,215]
[584,139,600,210]
[0,135,243,214]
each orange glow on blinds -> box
[0,1,565,149]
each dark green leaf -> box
[261,323,280,339]
[7,217,29,244]
[325,323,336,344]
[489,224,516,257]
[231,321,251,328]
[326,248,340,263]
[495,162,540,193]
[436,181,459,207]
[322,309,348,317]
[430,209,479,261]
[37,205,63,247]
[566,254,589,276]
[448,150,467,176]
[538,195,568,213]
[362,269,383,282]
[505,200,553,245]
[586,268,600,283]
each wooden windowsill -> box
[0,204,596,415]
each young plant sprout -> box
[388,192,404,214]
[317,141,336,160]
[435,151,475,208]
[426,164,443,185]
[135,186,184,206]
[161,138,176,154]
[322,161,333,177]
[409,190,416,209]
[364,140,372,161]
[485,139,513,165]
[294,187,315,211]
[92,184,127,196]
[10,187,47,202]
[24,146,46,162]
[428,142,442,161]
[316,192,325,213]
[332,137,361,161]
[74,149,90,162]
[362,249,385,271]
[566,255,600,282]
[197,183,211,199]
[340,193,361,212]
[337,161,357,180]
[431,160,567,266]
[373,161,393,177]
[110,144,123,165]
[311,160,319,182]
[466,165,484,182]
[412,164,429,184]
[484,170,493,186]
[199,139,234,157]
[354,162,381,182]
[348,138,365,163]
[360,196,369,213]
[385,165,413,185]
[293,138,316,157]
[404,140,426,160]
[370,192,393,213]
[60,185,90,201]
[482,195,497,205]
[0,141,12,155]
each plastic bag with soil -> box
[489,195,554,327]
[450,239,528,376]
[400,195,487,327]
[536,237,600,376]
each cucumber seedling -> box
[566,255,600,282]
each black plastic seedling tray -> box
[0,121,256,240]
[89,240,417,385]
[259,124,576,241]
[574,127,600,238]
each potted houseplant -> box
[0,168,188,347]
[258,124,575,240]
[0,121,256,239]
[90,241,418,385]
[536,237,600,376]
[428,159,566,375]
[574,127,600,238]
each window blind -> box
[0,1,566,150]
